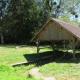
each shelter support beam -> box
[69,37,79,60]
[72,39,76,60]
[51,41,55,51]
[63,40,66,57]
[36,39,40,54]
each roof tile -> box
[52,18,80,39]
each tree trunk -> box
[0,33,4,44]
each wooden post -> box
[69,37,79,60]
[63,40,65,50]
[51,41,54,51]
[63,40,66,57]
[72,38,76,60]
[36,39,40,54]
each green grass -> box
[0,45,80,80]
[0,64,38,80]
[39,62,80,80]
[0,45,35,64]
[0,45,51,80]
[0,45,52,64]
[38,48,80,80]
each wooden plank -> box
[39,22,73,41]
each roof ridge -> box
[31,18,80,42]
[51,18,79,28]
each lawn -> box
[0,45,80,80]
[0,45,51,80]
[0,45,52,64]
[0,45,35,64]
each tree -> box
[36,0,80,20]
[5,0,41,44]
[2,0,80,44]
[0,0,9,44]
[58,14,80,26]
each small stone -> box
[44,77,56,80]
[68,50,73,53]
[15,46,19,49]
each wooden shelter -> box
[31,18,80,60]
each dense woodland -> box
[0,0,80,44]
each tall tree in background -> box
[37,0,80,20]
[6,0,41,44]
[0,0,9,44]
[1,0,80,44]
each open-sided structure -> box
[31,18,80,60]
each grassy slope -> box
[0,64,38,80]
[0,45,51,64]
[39,49,80,80]
[39,62,80,80]
[0,45,35,80]
[0,45,35,64]
[0,45,51,80]
[0,45,80,80]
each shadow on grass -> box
[23,50,80,67]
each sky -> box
[37,0,80,22]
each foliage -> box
[0,0,80,44]
[37,0,80,20]
[0,0,8,18]
[58,14,80,27]
[0,0,9,44]
[3,0,41,44]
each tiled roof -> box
[52,18,80,39]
